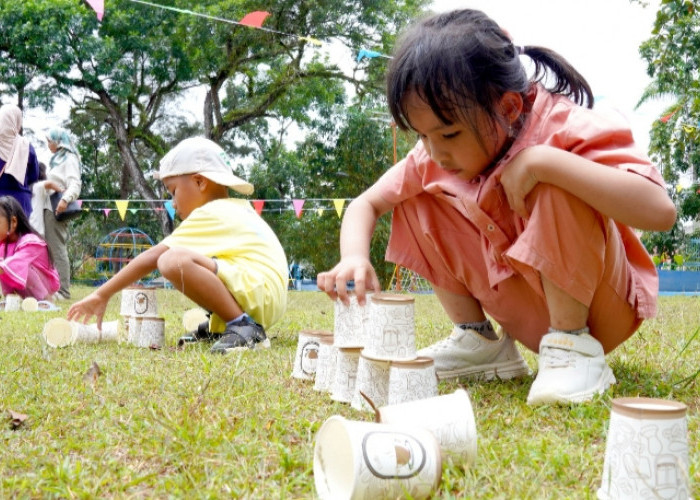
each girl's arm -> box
[317,184,396,305]
[500,145,677,231]
[67,244,168,327]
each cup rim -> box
[370,292,415,304]
[612,397,687,419]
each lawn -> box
[1,287,698,499]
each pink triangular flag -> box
[292,199,305,219]
[252,200,265,215]
[85,0,104,21]
[76,200,83,208]
[103,208,111,217]
[239,11,270,28]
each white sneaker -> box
[417,327,530,381]
[526,332,616,405]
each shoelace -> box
[541,347,576,369]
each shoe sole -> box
[214,338,271,354]
[436,358,531,381]
[526,366,616,405]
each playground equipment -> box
[94,227,159,284]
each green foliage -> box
[637,0,700,226]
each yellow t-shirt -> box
[161,198,288,329]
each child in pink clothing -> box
[0,196,60,301]
[317,9,676,405]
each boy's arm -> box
[317,184,395,305]
[500,145,677,231]
[67,244,168,327]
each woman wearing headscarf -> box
[0,104,41,216]
[42,128,82,300]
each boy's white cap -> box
[156,137,254,195]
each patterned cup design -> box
[351,352,392,413]
[314,335,338,393]
[330,347,362,403]
[333,292,373,348]
[291,329,332,380]
[363,293,416,361]
[387,357,438,406]
[598,397,689,500]
[314,416,442,500]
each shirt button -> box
[487,224,495,231]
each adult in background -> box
[0,104,41,217]
[43,128,82,300]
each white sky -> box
[430,0,670,153]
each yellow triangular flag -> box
[115,200,129,220]
[299,36,323,46]
[316,208,324,216]
[333,199,345,218]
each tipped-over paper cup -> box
[43,318,124,347]
[43,318,75,348]
[21,297,39,312]
[598,397,690,500]
[379,389,478,464]
[182,308,209,332]
[314,415,442,500]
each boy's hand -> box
[317,256,380,305]
[67,292,109,329]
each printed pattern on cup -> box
[364,293,415,361]
[120,287,158,317]
[314,336,338,393]
[598,397,690,500]
[291,330,331,381]
[378,389,478,464]
[330,347,362,403]
[5,294,21,311]
[131,317,165,348]
[387,357,438,406]
[333,292,372,348]
[351,353,391,412]
[314,416,441,500]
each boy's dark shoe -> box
[210,316,270,354]
[177,319,223,346]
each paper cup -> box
[291,329,332,381]
[5,294,21,312]
[379,389,478,464]
[43,317,75,348]
[71,321,122,344]
[314,335,338,393]
[387,356,438,406]
[120,287,158,317]
[314,415,442,500]
[333,292,373,348]
[351,352,391,412]
[598,397,690,500]
[129,316,165,348]
[21,297,39,312]
[182,308,209,332]
[330,347,363,403]
[127,316,142,344]
[363,293,416,361]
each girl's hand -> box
[55,198,68,215]
[44,181,63,192]
[67,292,109,329]
[317,256,380,306]
[499,146,542,219]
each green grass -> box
[1,287,698,498]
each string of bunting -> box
[68,198,354,220]
[83,0,391,62]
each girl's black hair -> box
[0,196,54,263]
[387,9,593,139]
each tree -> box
[0,0,421,236]
[637,0,700,230]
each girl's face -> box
[162,174,206,220]
[403,92,509,181]
[0,213,17,242]
[47,140,58,154]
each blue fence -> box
[659,270,700,295]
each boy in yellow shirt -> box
[68,137,288,353]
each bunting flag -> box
[660,110,677,123]
[252,200,265,215]
[316,208,324,216]
[84,1,385,66]
[333,198,345,218]
[76,200,83,208]
[292,199,305,218]
[164,200,175,220]
[239,11,270,28]
[103,209,112,217]
[115,200,129,220]
[85,0,104,20]
[357,49,383,62]
[129,208,138,214]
